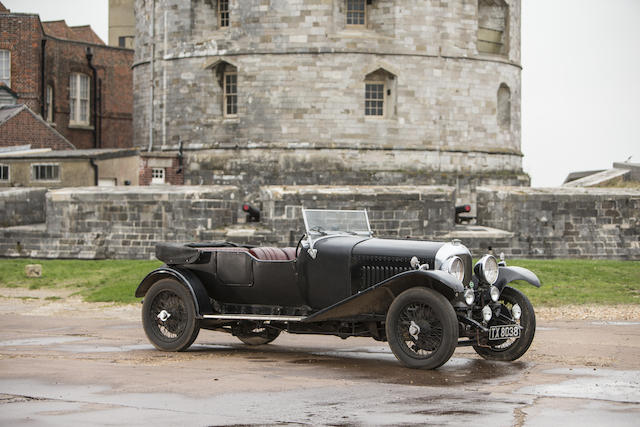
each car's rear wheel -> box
[233,321,281,345]
[142,278,200,351]
[385,287,458,369]
[473,286,535,361]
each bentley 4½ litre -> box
[136,209,541,369]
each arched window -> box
[207,59,239,118]
[477,0,508,56]
[497,83,511,129]
[364,68,396,118]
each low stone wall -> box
[2,185,639,260]
[476,187,640,259]
[259,185,455,246]
[0,188,47,227]
[1,186,239,259]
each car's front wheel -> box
[142,278,200,351]
[385,287,458,369]
[473,286,536,361]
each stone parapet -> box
[1,186,239,259]
[260,185,455,246]
[0,188,47,228]
[476,187,640,259]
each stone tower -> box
[133,0,527,199]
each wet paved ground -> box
[0,303,639,426]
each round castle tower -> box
[133,0,527,197]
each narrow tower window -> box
[477,0,508,56]
[218,0,230,28]
[346,0,366,26]
[364,68,396,118]
[224,71,237,117]
[497,83,511,129]
[365,82,384,116]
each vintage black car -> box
[136,209,541,369]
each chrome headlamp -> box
[489,285,500,302]
[442,256,464,282]
[463,288,475,306]
[474,254,499,285]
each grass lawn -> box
[0,258,638,306]
[508,259,640,306]
[0,258,162,304]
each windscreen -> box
[302,209,372,237]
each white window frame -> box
[223,70,238,117]
[151,168,166,184]
[0,164,9,181]
[365,81,385,118]
[46,85,54,122]
[346,0,367,27]
[218,0,230,28]
[0,50,10,87]
[69,73,90,126]
[32,163,60,182]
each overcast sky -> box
[3,0,639,187]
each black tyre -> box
[233,321,281,345]
[473,286,536,361]
[142,278,200,351]
[385,287,458,369]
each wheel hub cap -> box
[157,310,171,322]
[409,320,420,340]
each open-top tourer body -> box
[136,209,541,369]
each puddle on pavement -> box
[0,336,88,347]
[591,321,640,326]
[518,367,640,403]
[56,344,153,353]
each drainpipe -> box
[148,0,155,152]
[86,47,99,148]
[40,39,46,118]
[90,158,99,186]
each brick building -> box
[0,2,134,150]
[0,104,74,151]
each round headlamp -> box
[442,256,464,282]
[474,254,499,285]
[464,289,475,306]
[512,304,522,320]
[482,305,493,322]
[489,285,500,302]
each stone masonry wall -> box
[2,184,639,260]
[476,187,640,259]
[259,185,456,246]
[0,188,47,227]
[133,0,524,194]
[0,186,238,259]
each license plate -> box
[489,324,521,340]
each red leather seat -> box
[250,247,297,261]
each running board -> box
[201,314,307,322]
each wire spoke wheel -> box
[397,303,443,358]
[142,279,200,352]
[386,287,458,369]
[149,290,188,340]
[473,286,536,361]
